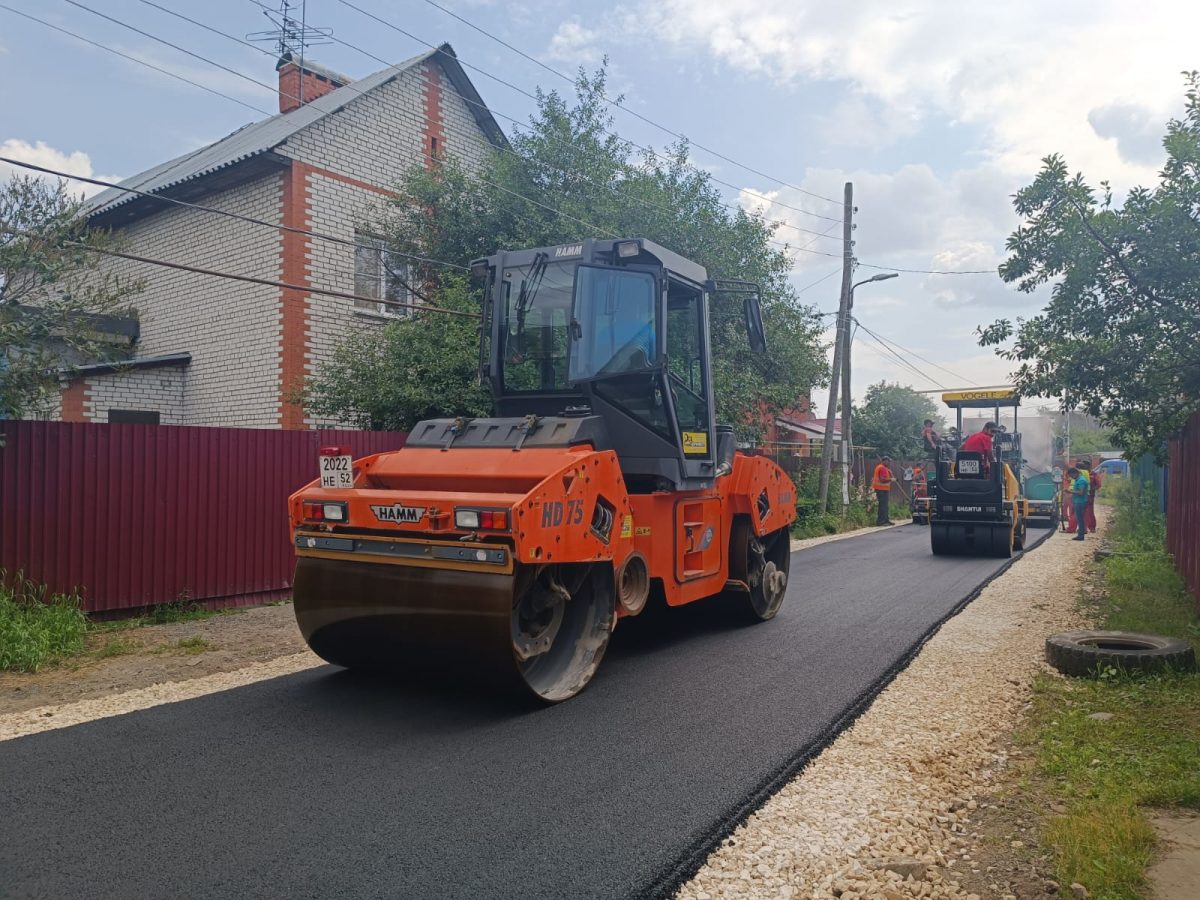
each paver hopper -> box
[289,239,797,702]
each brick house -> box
[59,45,505,428]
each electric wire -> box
[22,4,624,243]
[415,0,846,207]
[335,0,845,225]
[223,0,848,254]
[29,1,840,260]
[92,246,480,317]
[857,261,996,275]
[856,328,948,390]
[853,318,979,386]
[0,4,272,115]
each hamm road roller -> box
[930,389,1029,557]
[289,238,796,701]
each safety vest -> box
[872,464,892,491]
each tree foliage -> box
[979,72,1200,459]
[0,176,141,418]
[308,68,827,433]
[305,276,490,430]
[852,381,944,459]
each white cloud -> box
[545,22,602,66]
[0,139,119,198]
[622,1,1196,188]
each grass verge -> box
[1023,479,1200,899]
[0,572,89,672]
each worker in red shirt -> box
[960,420,998,456]
[872,454,895,526]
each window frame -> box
[353,232,413,318]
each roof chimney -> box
[276,54,352,114]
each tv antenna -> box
[247,0,333,101]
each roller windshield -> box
[501,257,576,392]
[567,265,658,381]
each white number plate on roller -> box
[958,459,980,475]
[320,454,354,489]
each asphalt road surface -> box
[0,524,1050,900]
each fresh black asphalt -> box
[0,524,1052,900]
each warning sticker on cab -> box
[620,515,633,538]
[682,431,709,455]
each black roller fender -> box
[1045,630,1197,677]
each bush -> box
[0,572,88,672]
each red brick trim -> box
[305,165,398,198]
[279,161,313,430]
[422,59,446,169]
[60,379,90,422]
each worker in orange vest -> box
[872,454,895,526]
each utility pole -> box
[840,297,854,512]
[817,182,854,514]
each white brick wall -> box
[72,55,498,430]
[80,366,187,424]
[92,173,284,427]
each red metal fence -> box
[1167,412,1200,610]
[0,421,406,614]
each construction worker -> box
[922,419,941,455]
[872,454,895,526]
[1076,459,1102,533]
[1067,466,1089,540]
[960,420,998,456]
[911,465,928,499]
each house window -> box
[354,233,412,316]
[108,409,160,425]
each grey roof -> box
[84,44,506,221]
[66,352,192,377]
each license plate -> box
[958,459,980,474]
[319,454,354,489]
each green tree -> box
[309,68,827,433]
[979,73,1200,459]
[852,381,944,458]
[1,176,141,418]
[305,275,490,430]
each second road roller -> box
[288,238,797,702]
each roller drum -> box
[292,556,614,703]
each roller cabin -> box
[288,238,797,701]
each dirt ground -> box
[0,603,308,717]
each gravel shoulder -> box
[680,514,1103,900]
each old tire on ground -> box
[728,521,790,622]
[1045,630,1197,677]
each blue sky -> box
[2,0,1197,418]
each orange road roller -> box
[289,238,797,701]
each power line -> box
[853,318,979,386]
[0,156,469,274]
[63,0,283,101]
[18,5,621,243]
[88,244,479,319]
[145,0,840,254]
[414,0,846,207]
[795,268,840,295]
[334,0,844,226]
[119,2,841,256]
[0,4,271,115]
[856,330,947,390]
[857,260,996,276]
